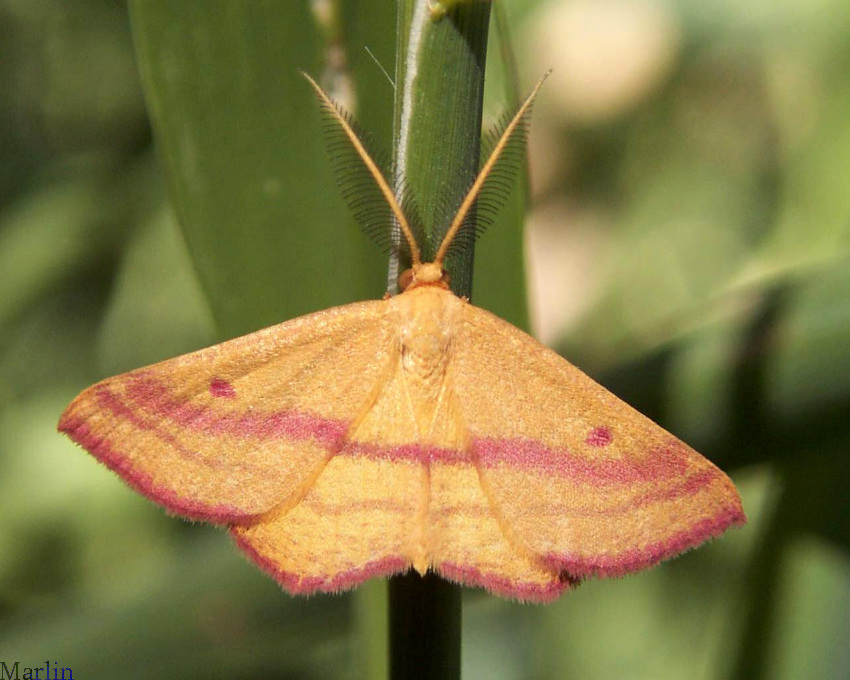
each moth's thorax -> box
[395,287,459,375]
[391,286,463,435]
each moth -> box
[59,73,745,602]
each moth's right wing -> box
[59,300,393,523]
[452,302,746,581]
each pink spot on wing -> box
[586,426,613,447]
[209,377,236,399]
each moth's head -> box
[399,262,451,292]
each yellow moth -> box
[58,73,745,602]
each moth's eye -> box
[398,268,415,291]
[441,269,451,286]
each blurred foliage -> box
[1,0,849,679]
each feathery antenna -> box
[434,71,550,266]
[302,72,422,266]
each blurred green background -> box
[1,1,849,678]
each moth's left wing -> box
[452,302,746,580]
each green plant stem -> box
[389,572,462,679]
[389,0,492,296]
[388,2,492,679]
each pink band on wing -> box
[473,436,690,483]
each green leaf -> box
[128,1,394,338]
